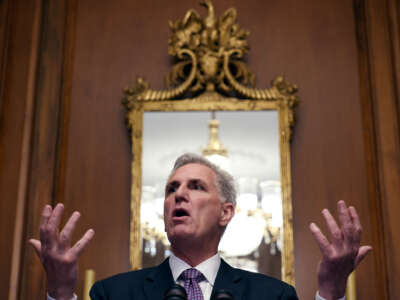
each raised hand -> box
[29,203,95,300]
[309,200,372,300]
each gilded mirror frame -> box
[123,1,298,286]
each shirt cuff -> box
[47,293,77,300]
[316,291,346,300]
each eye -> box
[166,184,177,195]
[190,181,205,191]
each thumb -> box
[355,245,372,267]
[29,239,42,258]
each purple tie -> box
[179,268,205,300]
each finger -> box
[70,229,95,257]
[29,239,42,257]
[309,223,331,256]
[41,203,65,249]
[47,203,65,231]
[337,200,353,242]
[322,208,343,245]
[59,211,81,249]
[348,206,362,245]
[40,205,52,227]
[354,245,372,267]
[39,205,54,248]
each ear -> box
[219,202,235,227]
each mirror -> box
[141,110,282,278]
[122,0,298,285]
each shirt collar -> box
[169,252,221,285]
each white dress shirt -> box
[169,252,220,300]
[47,253,345,300]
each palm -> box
[29,204,94,300]
[310,201,372,299]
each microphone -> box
[163,284,187,300]
[211,289,234,300]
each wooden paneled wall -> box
[0,0,399,299]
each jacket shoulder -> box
[238,268,290,286]
[100,265,158,285]
[232,267,298,299]
[89,266,158,299]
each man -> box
[30,153,372,300]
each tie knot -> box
[179,268,205,283]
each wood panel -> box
[62,0,133,295]
[0,0,399,299]
[285,0,377,296]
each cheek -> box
[163,199,172,218]
[163,203,167,215]
[199,203,222,224]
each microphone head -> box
[163,284,187,300]
[212,289,234,300]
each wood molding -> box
[0,0,42,298]
[353,0,400,298]
[18,0,78,299]
[353,1,389,298]
[0,0,12,117]
[8,1,43,299]
[387,0,400,131]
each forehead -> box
[168,163,216,183]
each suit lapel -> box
[143,258,175,300]
[212,259,245,300]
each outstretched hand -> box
[29,203,95,300]
[309,200,372,300]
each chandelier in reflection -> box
[201,111,230,172]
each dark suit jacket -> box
[90,258,298,299]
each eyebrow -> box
[189,178,207,186]
[165,178,208,191]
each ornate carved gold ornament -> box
[122,0,298,104]
[123,0,298,285]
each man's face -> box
[164,163,232,246]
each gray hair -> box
[168,153,237,207]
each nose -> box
[174,184,188,203]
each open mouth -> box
[173,208,189,218]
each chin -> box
[167,228,195,244]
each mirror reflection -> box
[141,110,283,278]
